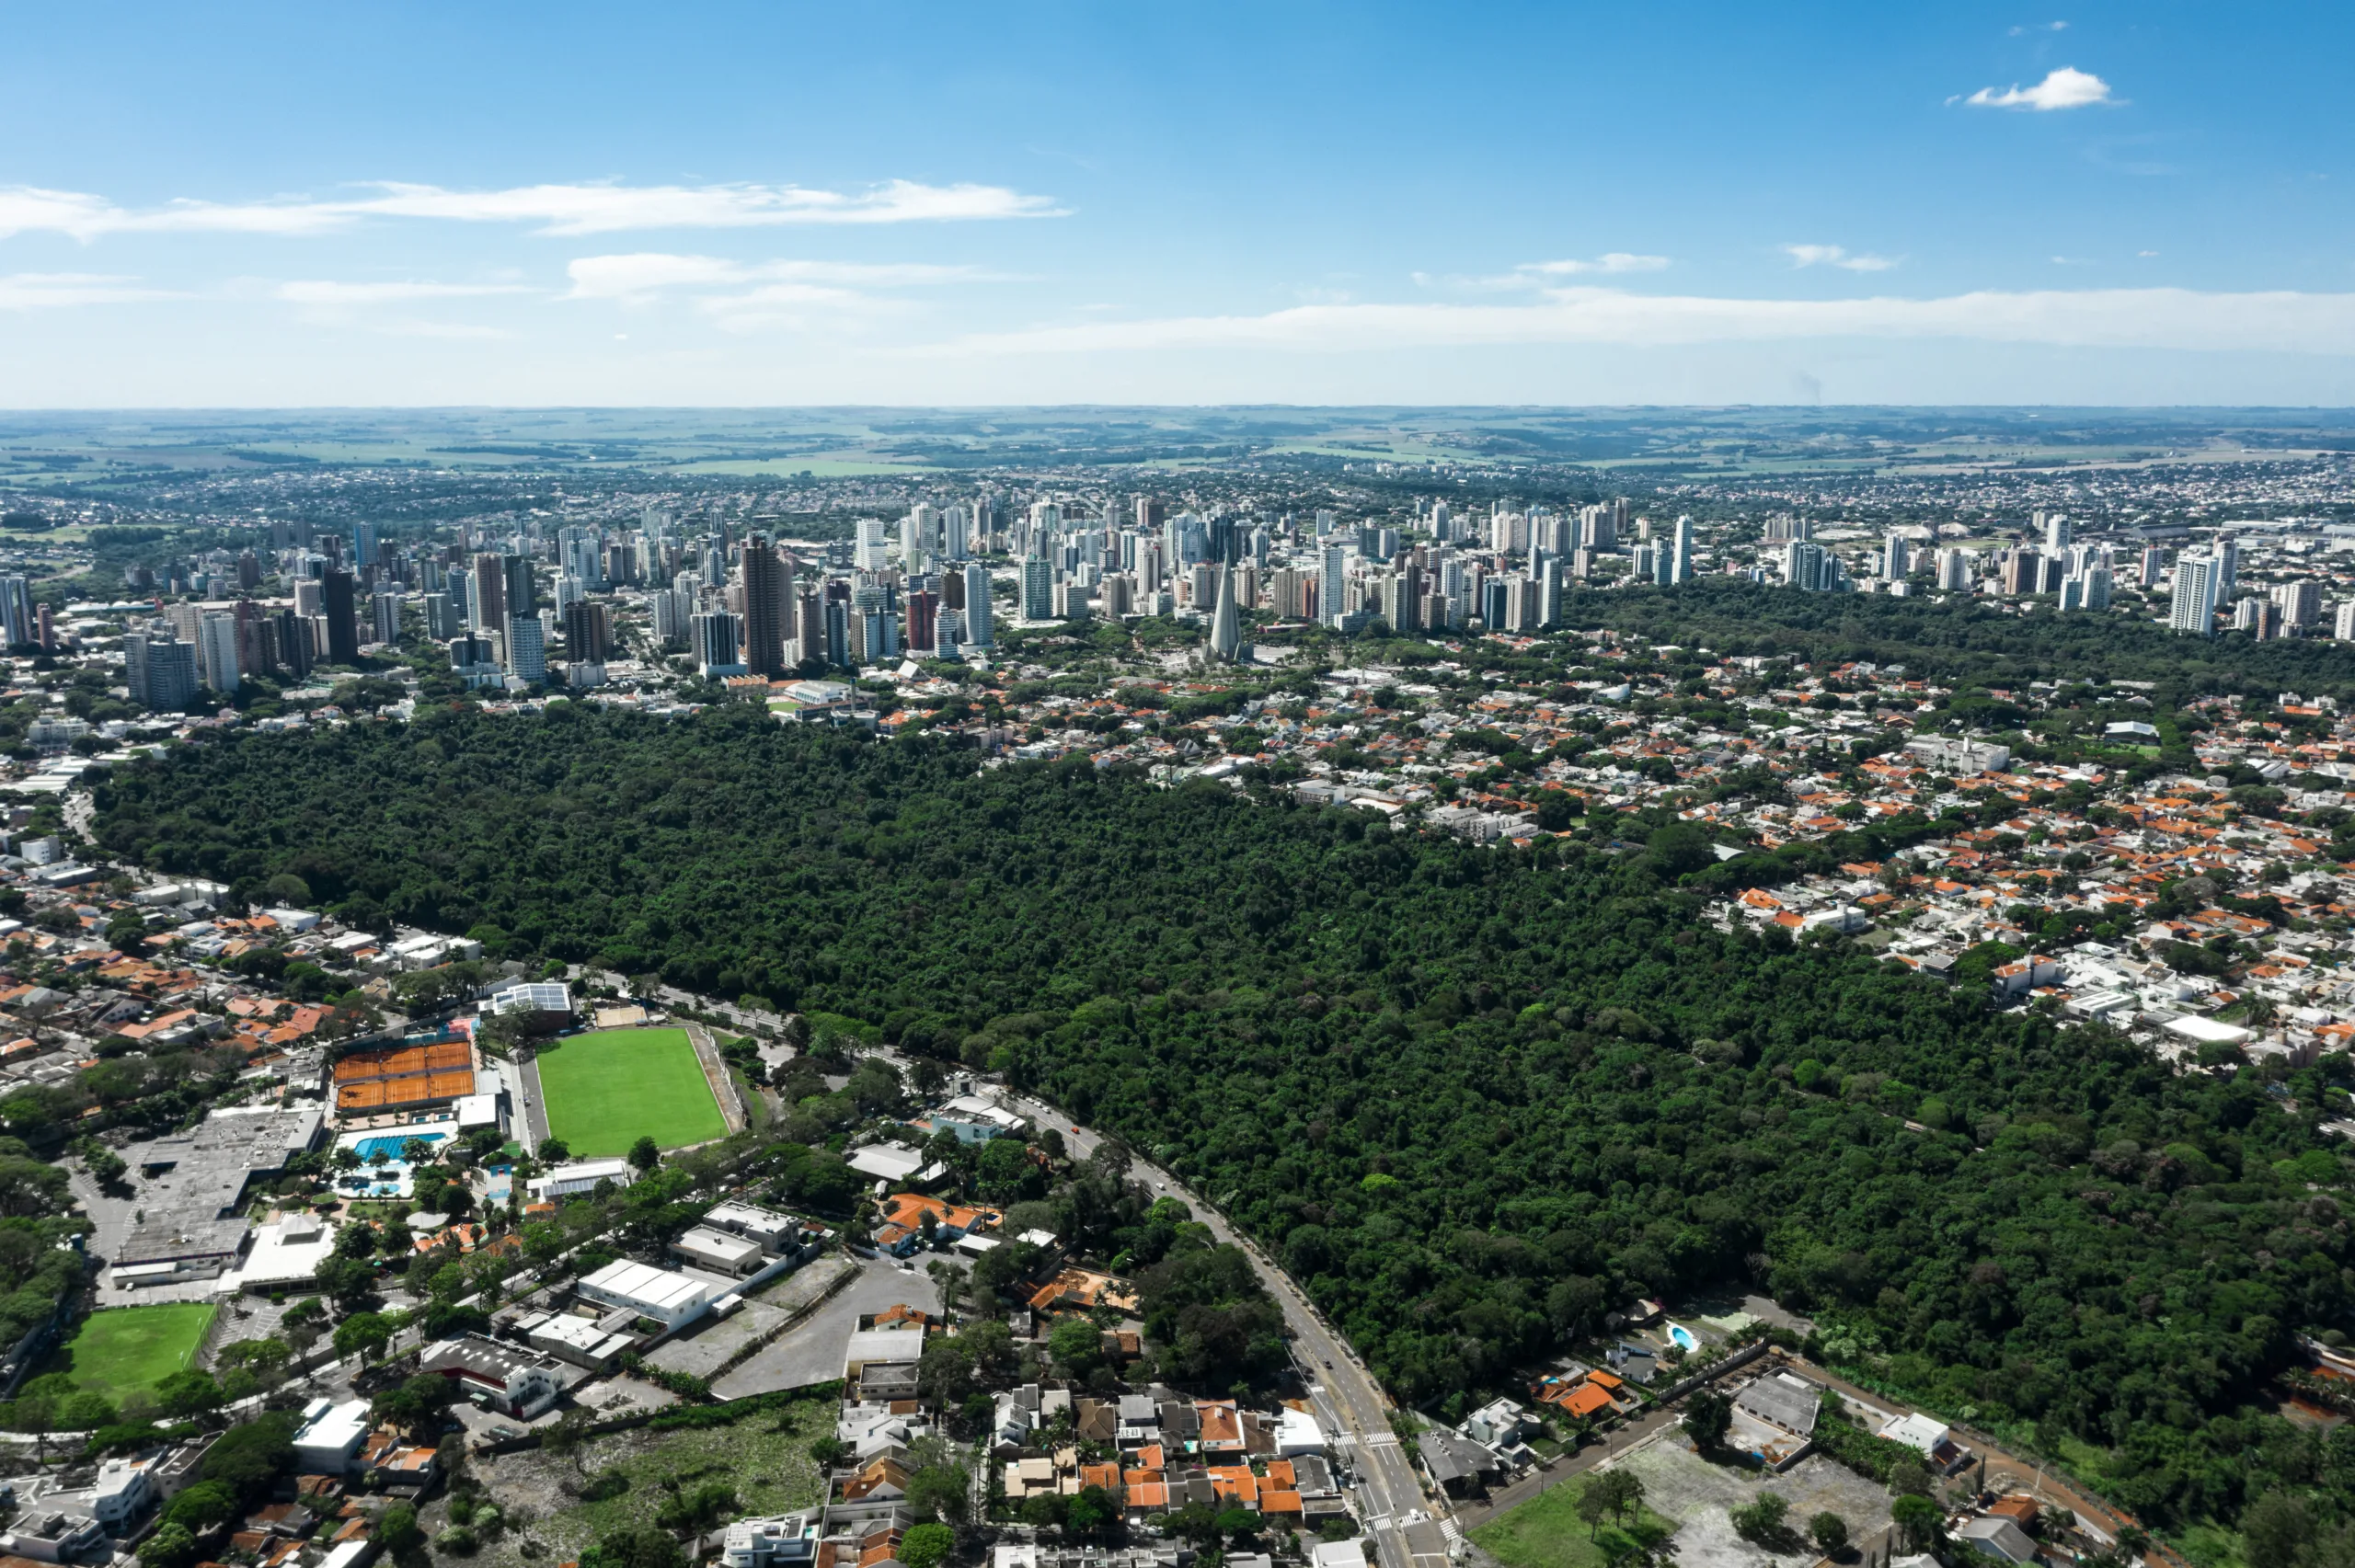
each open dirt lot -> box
[1616,1435,1895,1568]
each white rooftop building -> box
[291,1397,372,1474]
[485,980,572,1016]
[577,1258,715,1330]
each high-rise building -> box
[124,631,199,712]
[0,578,32,648]
[855,518,891,572]
[502,555,536,620]
[693,612,746,677]
[275,608,314,678]
[470,554,507,637]
[2169,555,2221,635]
[2337,600,2355,641]
[2139,544,2165,588]
[2002,549,2041,597]
[1882,533,1912,580]
[1784,541,1848,592]
[199,612,241,692]
[1668,516,1694,585]
[2274,579,2323,630]
[962,562,994,647]
[1936,548,1973,592]
[506,614,547,682]
[352,520,378,570]
[2039,512,2071,555]
[739,534,788,678]
[2060,568,2112,612]
[371,589,402,645]
[905,589,938,654]
[564,600,612,662]
[2218,536,2240,594]
[1021,557,1054,620]
[322,568,361,663]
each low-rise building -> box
[419,1333,567,1419]
[291,1397,373,1475]
[576,1258,715,1331]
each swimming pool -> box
[350,1130,450,1162]
[1667,1322,1700,1353]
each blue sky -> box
[2,2,2350,406]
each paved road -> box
[991,1084,1435,1568]
[514,1051,550,1150]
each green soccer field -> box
[536,1027,726,1155]
[60,1303,217,1399]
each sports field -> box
[60,1303,216,1399]
[537,1027,725,1155]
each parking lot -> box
[644,1253,857,1382]
[711,1255,940,1400]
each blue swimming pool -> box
[1667,1322,1700,1353]
[351,1130,448,1162]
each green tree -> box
[1809,1512,1850,1557]
[1890,1495,1944,1554]
[378,1503,425,1557]
[899,1523,954,1568]
[904,1462,971,1523]
[332,1310,394,1365]
[139,1522,198,1568]
[1681,1390,1731,1450]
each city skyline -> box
[2,2,2351,405]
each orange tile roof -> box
[1559,1383,1614,1419]
[1197,1402,1244,1449]
[1208,1467,1258,1504]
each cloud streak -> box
[919,286,2355,358]
[0,178,1065,241]
[275,280,538,303]
[562,252,998,332]
[0,271,181,308]
[563,253,989,301]
[1785,244,1897,272]
[1964,66,2117,110]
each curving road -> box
[989,1084,1442,1568]
[610,980,1441,1568]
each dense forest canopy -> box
[89,707,2355,1528]
[1560,580,2355,704]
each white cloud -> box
[560,252,994,333]
[0,178,1065,242]
[274,280,537,304]
[1517,253,1671,277]
[0,271,180,308]
[1965,66,2117,110]
[2009,20,2068,34]
[1429,253,1671,291]
[915,286,2355,358]
[562,253,982,301]
[1784,244,1898,272]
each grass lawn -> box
[59,1303,216,1399]
[1473,1476,1678,1568]
[537,1027,724,1156]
